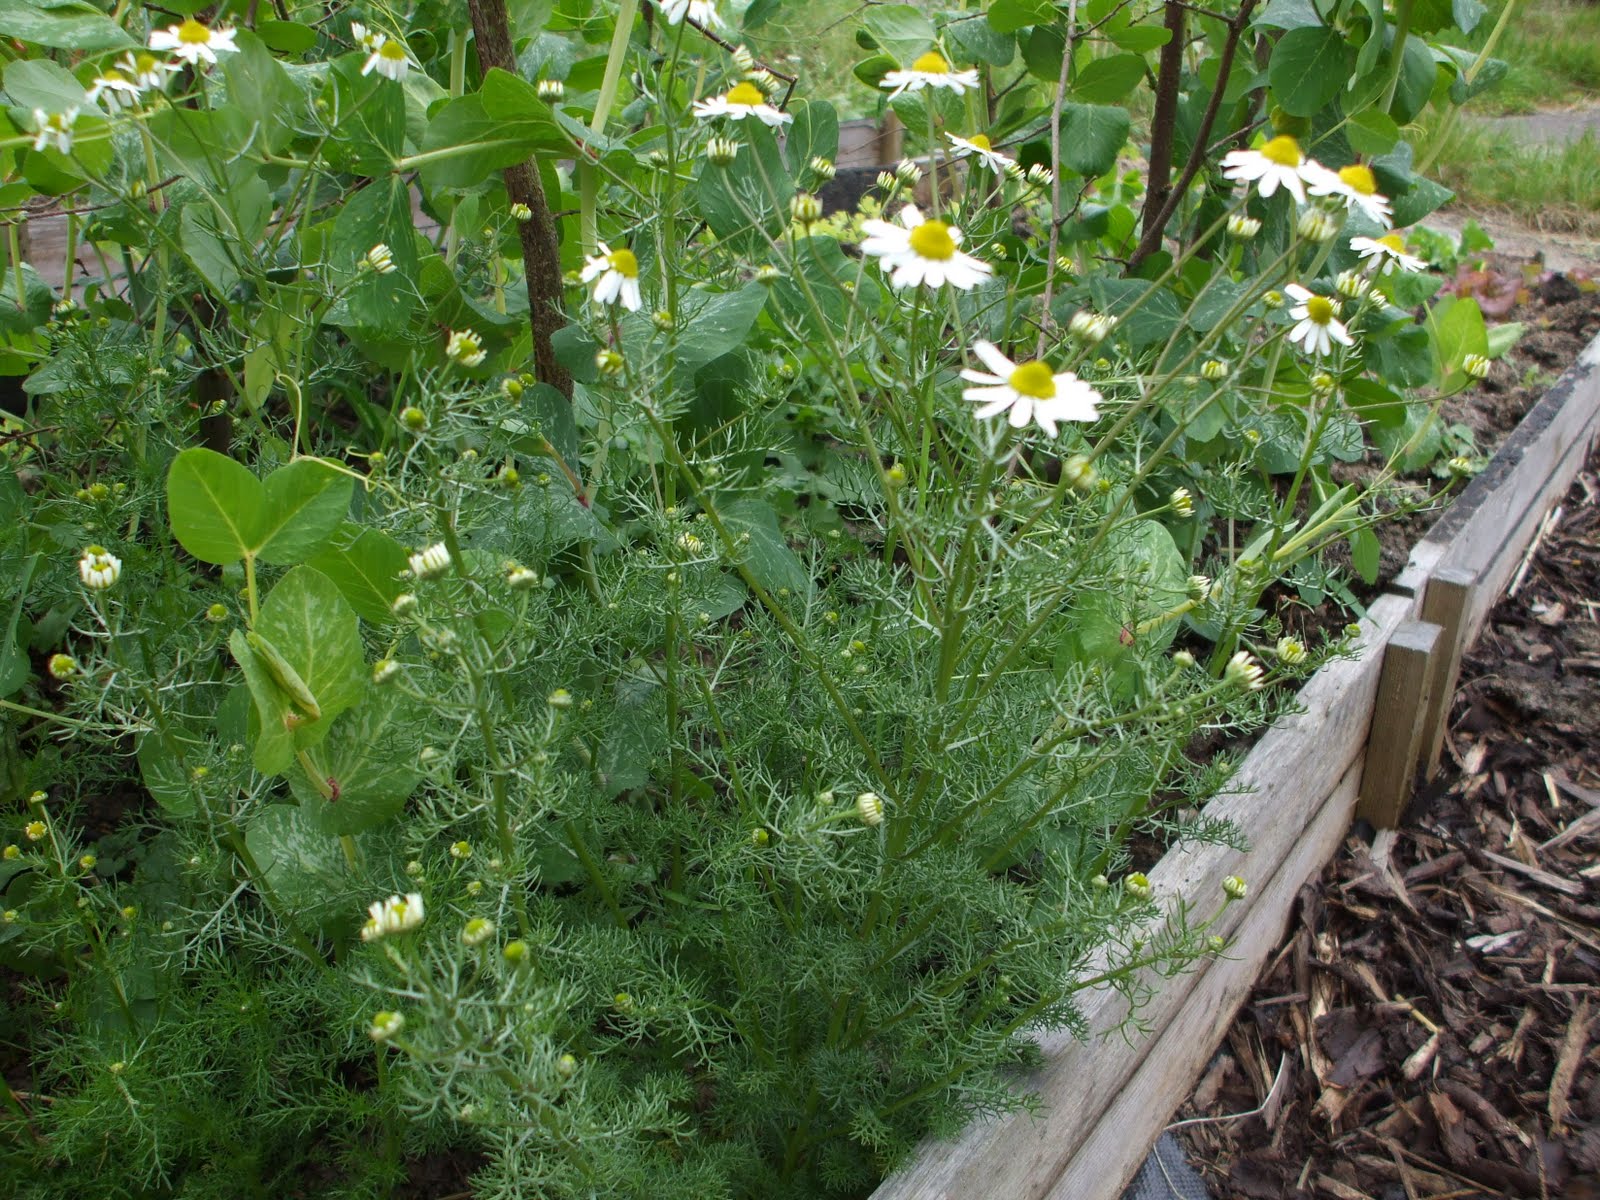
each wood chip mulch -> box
[1174,457,1600,1200]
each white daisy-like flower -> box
[1284,283,1353,358]
[856,792,885,827]
[31,109,78,155]
[360,893,425,941]
[945,132,1014,174]
[1306,162,1392,226]
[580,243,644,311]
[120,51,178,92]
[659,0,722,25]
[445,329,486,367]
[691,81,791,127]
[369,1010,405,1041]
[859,204,992,291]
[85,69,142,114]
[880,50,980,99]
[1350,232,1426,275]
[362,37,410,81]
[79,545,122,590]
[409,543,451,580]
[363,243,396,274]
[1220,135,1320,204]
[1224,650,1267,691]
[960,341,1103,437]
[350,22,383,51]
[148,18,238,66]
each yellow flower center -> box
[966,133,992,150]
[725,81,766,106]
[911,50,951,74]
[135,52,161,73]
[1377,233,1406,253]
[907,220,956,261]
[1260,135,1302,167]
[1305,296,1335,325]
[177,18,211,45]
[86,544,107,557]
[100,68,129,84]
[607,248,639,277]
[378,40,407,61]
[1337,164,1377,195]
[1008,361,1057,400]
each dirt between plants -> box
[1173,454,1600,1200]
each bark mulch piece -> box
[1174,453,1600,1200]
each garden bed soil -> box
[1173,452,1600,1200]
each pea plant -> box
[0,0,1515,1195]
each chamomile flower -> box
[659,0,722,25]
[1284,283,1353,358]
[148,18,239,66]
[580,243,643,311]
[31,109,77,155]
[362,37,411,81]
[960,341,1103,437]
[945,132,1014,173]
[1350,232,1426,275]
[363,243,396,274]
[409,543,451,580]
[79,545,121,590]
[1220,135,1319,204]
[121,51,178,92]
[360,893,425,941]
[85,69,142,114]
[859,204,992,291]
[1307,162,1392,226]
[691,81,791,127]
[445,329,486,367]
[880,50,980,99]
[350,22,383,51]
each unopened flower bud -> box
[1201,359,1228,381]
[1463,353,1490,380]
[595,349,625,377]
[809,155,836,181]
[1296,208,1338,243]
[855,792,884,827]
[47,654,78,679]
[409,542,451,581]
[1173,649,1196,669]
[790,192,822,226]
[372,658,400,685]
[400,406,427,431]
[895,158,922,185]
[370,1011,405,1042]
[1222,874,1248,900]
[1335,269,1369,300]
[1062,454,1097,492]
[1276,635,1307,664]
[1227,214,1261,240]
[391,593,418,617]
[461,917,495,947]
[1170,488,1194,518]
[1224,650,1266,691]
[537,78,565,100]
[1125,872,1152,900]
[1186,574,1212,603]
[1068,310,1115,344]
[706,136,739,167]
[547,688,573,709]
[509,202,532,222]
[504,939,529,964]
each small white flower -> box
[509,202,532,222]
[32,109,78,155]
[1226,214,1262,240]
[859,204,992,291]
[1463,353,1491,380]
[945,132,1014,174]
[1276,636,1307,664]
[460,917,496,947]
[350,22,383,51]
[691,81,791,127]
[1334,269,1370,299]
[363,243,396,274]
[148,18,238,66]
[1201,359,1229,381]
[960,341,1102,437]
[1222,874,1249,900]
[1025,163,1055,188]
[1187,574,1213,602]
[1220,135,1320,204]
[1068,310,1116,344]
[1126,872,1153,900]
[1284,283,1353,358]
[1306,162,1392,226]
[879,50,980,99]
[659,0,722,25]
[362,37,411,81]
[1295,208,1339,243]
[1224,650,1266,691]
[445,329,486,367]
[121,51,178,92]
[537,78,565,101]
[1350,233,1426,275]
[809,155,837,181]
[894,158,923,186]
[856,792,884,827]
[360,893,425,941]
[372,659,401,685]
[506,563,541,590]
[86,69,142,114]
[1170,488,1194,518]
[79,545,121,590]
[409,543,451,580]
[580,243,643,312]
[369,1010,405,1041]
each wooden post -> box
[1356,621,1442,828]
[1417,567,1477,781]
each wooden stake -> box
[1417,567,1476,781]
[1357,621,1442,829]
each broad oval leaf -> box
[166,447,266,566]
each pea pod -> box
[245,630,322,721]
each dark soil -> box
[1175,455,1600,1200]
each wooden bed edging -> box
[869,328,1600,1200]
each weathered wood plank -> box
[869,592,1413,1200]
[1356,621,1442,829]
[1417,567,1476,781]
[1045,760,1363,1200]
